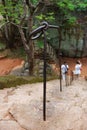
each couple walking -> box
[61,60,82,85]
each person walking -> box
[74,60,82,79]
[61,61,69,86]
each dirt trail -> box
[0,58,23,76]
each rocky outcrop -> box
[10,59,54,77]
[0,79,87,129]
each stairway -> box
[34,42,58,64]
[34,42,59,76]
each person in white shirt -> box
[74,60,82,78]
[61,62,69,81]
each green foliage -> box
[0,0,87,27]
[0,0,86,30]
[31,0,38,5]
[35,12,55,22]
[67,17,77,26]
[57,0,75,11]
[76,2,87,11]
[35,14,44,20]
[45,13,55,21]
[0,0,24,24]
[50,0,87,26]
[36,41,44,48]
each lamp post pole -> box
[43,30,47,121]
[59,53,62,91]
[29,21,59,121]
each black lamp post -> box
[43,30,47,121]
[29,21,59,121]
[59,52,62,92]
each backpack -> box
[65,65,68,74]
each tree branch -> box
[18,26,29,54]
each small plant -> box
[0,75,29,89]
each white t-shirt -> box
[74,64,81,75]
[61,64,69,74]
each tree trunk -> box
[3,23,20,49]
[28,39,34,75]
[28,15,34,76]
[18,22,34,76]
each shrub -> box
[0,75,58,89]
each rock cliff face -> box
[48,27,87,58]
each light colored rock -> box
[0,79,87,130]
[0,120,25,130]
